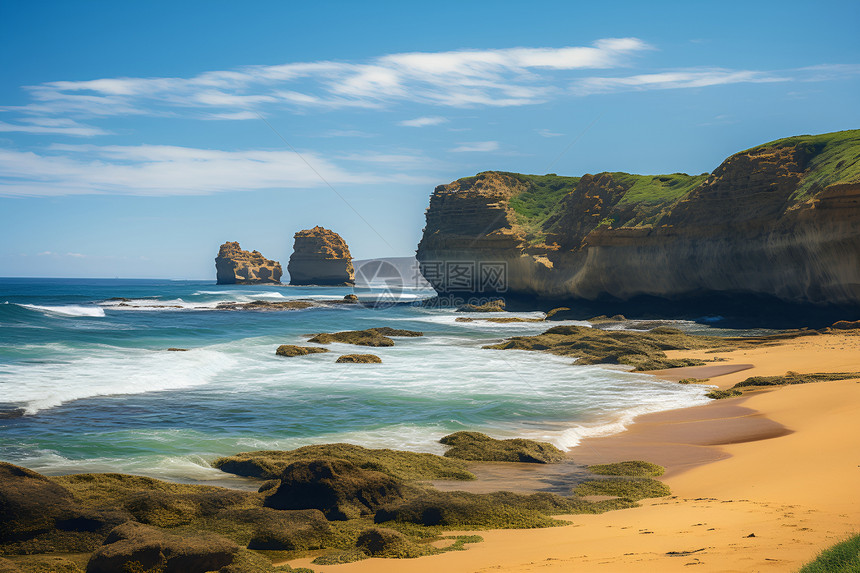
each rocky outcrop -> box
[416,130,860,306]
[336,354,382,363]
[215,242,282,284]
[263,459,405,520]
[275,345,330,357]
[288,226,355,285]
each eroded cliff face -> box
[288,226,355,286]
[417,130,860,306]
[215,242,282,284]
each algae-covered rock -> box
[0,463,79,542]
[275,345,330,357]
[264,459,406,520]
[86,521,238,573]
[213,443,474,482]
[308,329,395,347]
[587,460,665,477]
[368,327,424,337]
[216,300,314,311]
[456,299,506,312]
[483,324,733,370]
[227,508,333,551]
[572,478,671,501]
[440,431,565,463]
[355,527,427,558]
[375,490,632,529]
[336,354,382,363]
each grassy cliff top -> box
[464,129,860,241]
[744,129,860,200]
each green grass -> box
[798,533,860,572]
[744,129,860,201]
[572,478,671,501]
[610,172,708,206]
[587,461,665,477]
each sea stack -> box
[288,226,355,286]
[215,241,283,285]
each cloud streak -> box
[2,39,652,124]
[0,144,434,197]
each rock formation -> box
[288,226,354,286]
[416,130,860,306]
[214,242,282,285]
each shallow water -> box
[0,278,711,484]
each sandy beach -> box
[292,329,860,572]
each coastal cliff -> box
[416,130,860,306]
[288,226,355,286]
[215,242,282,285]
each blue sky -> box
[1,0,858,279]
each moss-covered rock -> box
[275,345,330,357]
[572,478,671,500]
[307,330,395,347]
[587,461,665,477]
[483,324,735,370]
[368,327,423,337]
[336,354,382,363]
[234,508,333,551]
[456,300,506,312]
[439,431,565,463]
[264,459,406,520]
[85,521,238,573]
[375,490,635,529]
[213,443,475,482]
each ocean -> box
[0,278,711,486]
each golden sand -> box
[291,331,860,572]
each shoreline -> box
[292,329,860,572]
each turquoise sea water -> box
[0,278,711,485]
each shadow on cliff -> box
[498,293,859,330]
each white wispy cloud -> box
[537,128,564,137]
[450,141,499,153]
[572,68,789,95]
[0,144,434,197]
[398,116,448,127]
[1,39,651,126]
[0,118,110,136]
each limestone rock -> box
[288,226,354,286]
[336,354,382,363]
[275,345,330,357]
[215,242,282,285]
[263,459,405,520]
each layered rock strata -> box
[215,242,282,284]
[288,226,355,286]
[416,130,860,306]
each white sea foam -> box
[0,346,236,414]
[19,304,106,317]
